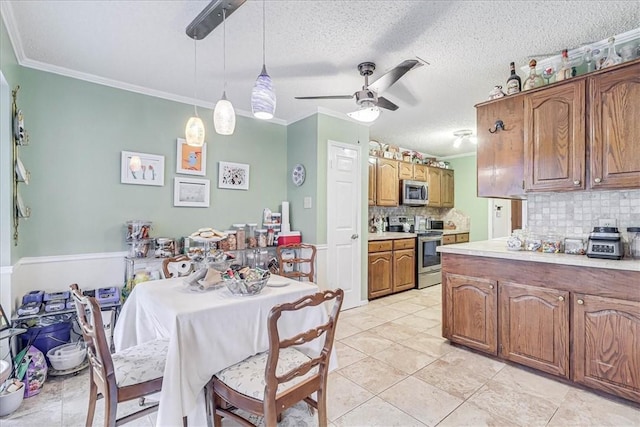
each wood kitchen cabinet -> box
[442,232,469,245]
[368,158,376,206]
[573,294,640,402]
[443,273,497,355]
[368,238,415,299]
[441,169,454,207]
[588,61,640,189]
[375,158,399,206]
[499,281,569,378]
[476,95,525,198]
[524,80,586,191]
[399,161,427,182]
[427,166,442,206]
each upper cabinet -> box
[398,161,428,181]
[368,158,377,206]
[477,96,525,198]
[475,58,640,198]
[589,61,640,189]
[442,169,455,207]
[376,158,399,206]
[524,80,586,191]
[426,166,454,208]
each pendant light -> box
[214,7,236,135]
[250,0,276,119]
[185,37,205,147]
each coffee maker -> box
[414,215,426,232]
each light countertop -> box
[442,229,469,235]
[369,232,417,241]
[437,238,640,272]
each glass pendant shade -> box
[347,105,380,123]
[214,91,236,135]
[185,116,205,147]
[251,64,276,120]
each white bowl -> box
[47,342,86,371]
[0,360,10,385]
[0,382,24,417]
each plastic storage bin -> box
[20,322,71,365]
[46,342,86,371]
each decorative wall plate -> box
[13,109,25,144]
[292,164,306,187]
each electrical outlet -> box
[598,218,617,227]
[303,197,312,209]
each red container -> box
[278,232,301,246]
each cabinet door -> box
[589,61,640,190]
[368,159,376,206]
[413,164,427,181]
[443,273,497,355]
[376,159,399,206]
[392,248,415,292]
[427,167,442,207]
[441,169,454,208]
[455,233,469,243]
[442,235,456,245]
[368,251,393,299]
[524,80,586,191]
[499,282,569,378]
[476,96,525,198]
[573,294,640,403]
[398,162,413,180]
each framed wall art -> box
[121,151,165,186]
[218,161,250,190]
[174,177,210,207]
[176,138,206,176]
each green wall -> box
[12,68,287,258]
[448,154,488,241]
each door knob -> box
[351,234,359,240]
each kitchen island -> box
[438,238,640,404]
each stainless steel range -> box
[416,230,443,288]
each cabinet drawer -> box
[455,233,469,243]
[393,238,415,250]
[368,240,393,252]
[442,235,456,245]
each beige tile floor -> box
[2,285,639,426]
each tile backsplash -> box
[526,189,640,240]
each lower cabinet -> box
[368,238,415,299]
[573,294,640,402]
[499,282,569,378]
[443,273,497,355]
[442,258,640,404]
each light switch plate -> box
[598,218,617,227]
[304,197,312,209]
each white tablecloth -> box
[113,276,330,427]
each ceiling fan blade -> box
[368,59,422,93]
[376,97,399,111]
[295,95,354,100]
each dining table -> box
[113,274,334,427]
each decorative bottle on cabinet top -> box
[522,59,544,91]
[556,49,571,82]
[506,62,521,95]
[600,37,622,69]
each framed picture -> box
[174,177,210,207]
[121,151,164,186]
[176,138,206,176]
[218,161,250,190]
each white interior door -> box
[327,141,362,310]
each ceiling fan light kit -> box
[251,0,276,120]
[348,105,381,123]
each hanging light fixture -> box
[250,0,276,119]
[185,37,205,147]
[214,7,236,135]
[347,102,381,123]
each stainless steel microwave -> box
[402,180,428,206]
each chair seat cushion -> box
[112,338,168,387]
[214,347,317,400]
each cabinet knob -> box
[577,299,584,305]
[573,180,580,186]
[558,296,564,302]
[489,285,494,289]
[594,178,602,184]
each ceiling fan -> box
[295,59,423,122]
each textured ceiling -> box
[2,1,639,157]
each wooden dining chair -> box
[205,288,344,427]
[161,254,193,278]
[70,284,168,427]
[276,243,316,281]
